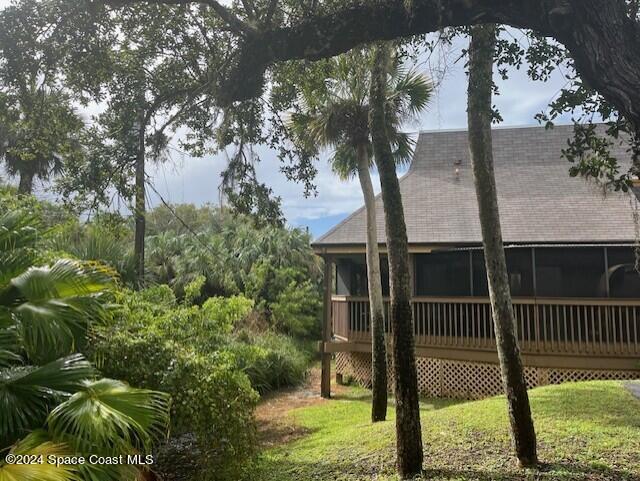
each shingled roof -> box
[314,124,638,247]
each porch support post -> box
[321,255,334,398]
[603,247,610,298]
[409,253,415,297]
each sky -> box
[0,1,571,238]
[139,32,570,239]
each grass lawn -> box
[253,380,640,480]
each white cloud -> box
[1,15,572,233]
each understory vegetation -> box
[0,187,319,481]
[255,381,640,481]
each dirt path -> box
[254,366,348,448]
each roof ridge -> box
[416,122,581,135]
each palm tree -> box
[467,25,537,466]
[146,231,183,284]
[289,48,432,422]
[368,42,424,477]
[0,209,170,481]
[0,89,84,195]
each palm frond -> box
[0,430,77,481]
[11,259,114,302]
[48,379,170,455]
[330,144,359,180]
[6,259,114,361]
[289,45,432,186]
[14,300,87,362]
[0,354,94,446]
[0,327,21,368]
[76,462,138,481]
[390,132,417,166]
[0,210,41,252]
[0,252,36,288]
[387,70,434,119]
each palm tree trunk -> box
[356,143,388,423]
[369,43,422,478]
[17,171,34,195]
[467,24,538,467]
[134,112,146,288]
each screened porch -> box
[328,246,640,368]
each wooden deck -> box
[328,295,640,370]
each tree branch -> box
[240,0,257,21]
[105,0,640,135]
[108,0,255,34]
[222,0,640,134]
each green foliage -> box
[202,295,254,333]
[146,203,219,236]
[183,274,206,306]
[49,214,136,284]
[26,201,322,337]
[138,283,176,306]
[0,208,170,481]
[0,354,95,446]
[271,280,322,338]
[563,123,632,191]
[142,204,323,332]
[48,378,170,455]
[0,0,91,195]
[246,263,321,338]
[230,332,310,394]
[0,90,85,194]
[0,185,72,230]
[93,289,260,481]
[286,48,432,180]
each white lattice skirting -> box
[335,352,640,399]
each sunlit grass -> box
[253,381,640,480]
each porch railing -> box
[331,295,640,357]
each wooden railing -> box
[331,295,640,358]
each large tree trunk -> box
[17,171,34,195]
[467,24,538,468]
[369,43,422,479]
[356,142,388,423]
[134,113,146,288]
[220,0,640,137]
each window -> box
[335,259,351,295]
[535,247,606,298]
[415,251,471,296]
[472,249,534,297]
[607,247,640,298]
[335,255,389,296]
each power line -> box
[144,174,219,257]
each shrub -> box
[48,215,137,285]
[91,288,311,479]
[94,322,258,481]
[271,280,322,338]
[139,284,177,306]
[230,332,310,394]
[245,262,322,338]
[183,274,206,305]
[203,295,254,333]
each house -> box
[313,124,640,399]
